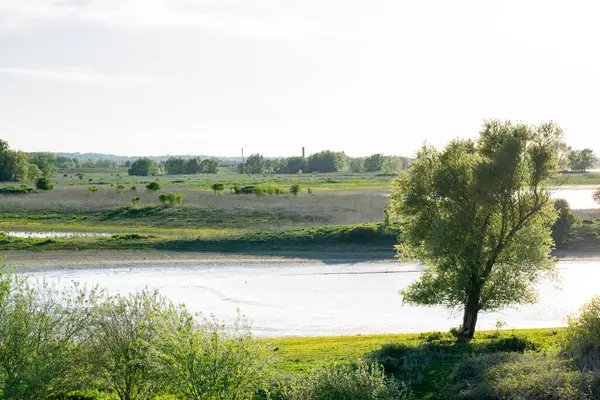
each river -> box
[22,261,600,337]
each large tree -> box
[391,120,562,340]
[568,148,597,172]
[0,140,30,181]
[29,152,57,177]
[128,157,160,176]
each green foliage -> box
[0,186,38,195]
[383,208,391,226]
[364,153,386,172]
[565,296,600,365]
[89,290,173,400]
[27,163,43,182]
[593,189,600,206]
[158,192,185,207]
[391,120,563,339]
[280,361,410,400]
[307,187,313,195]
[131,185,137,191]
[231,184,242,194]
[145,181,162,192]
[131,196,142,207]
[238,154,265,174]
[289,184,301,196]
[0,269,102,400]
[88,186,98,194]
[211,182,225,194]
[35,177,55,191]
[29,152,57,177]
[276,156,308,174]
[0,140,30,181]
[153,312,273,400]
[569,148,598,172]
[552,199,575,245]
[128,157,160,176]
[452,352,595,400]
[350,157,365,172]
[307,150,348,173]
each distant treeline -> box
[237,151,410,174]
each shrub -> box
[88,186,98,194]
[282,362,410,400]
[307,187,313,195]
[36,177,55,191]
[452,353,589,400]
[231,184,242,194]
[130,185,137,191]
[211,182,225,195]
[289,184,301,196]
[552,199,575,245]
[594,189,600,206]
[280,361,410,400]
[565,296,600,366]
[153,313,273,400]
[131,196,141,207]
[240,186,255,194]
[146,181,162,192]
[0,186,38,195]
[158,192,185,207]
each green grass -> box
[51,170,396,190]
[266,328,566,399]
[0,223,402,257]
[549,171,600,185]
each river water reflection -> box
[23,261,600,337]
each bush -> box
[452,353,591,400]
[36,177,55,191]
[565,296,600,366]
[280,361,410,400]
[0,186,38,195]
[289,184,301,196]
[146,181,161,192]
[552,199,575,245]
[593,189,600,206]
[231,184,242,194]
[211,182,225,195]
[131,196,141,207]
[153,313,273,400]
[88,186,98,194]
[158,192,185,207]
[130,185,137,191]
[240,186,255,194]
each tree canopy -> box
[391,120,563,339]
[568,148,597,172]
[128,157,160,176]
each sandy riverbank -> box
[3,249,600,271]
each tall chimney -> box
[302,146,305,158]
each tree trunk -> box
[458,305,479,341]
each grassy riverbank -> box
[2,220,599,260]
[0,223,402,258]
[268,328,567,399]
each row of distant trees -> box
[237,151,411,174]
[0,140,56,181]
[127,157,220,176]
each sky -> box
[1,0,599,157]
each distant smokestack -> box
[241,148,244,161]
[302,147,305,158]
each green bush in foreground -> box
[565,296,600,368]
[280,361,411,400]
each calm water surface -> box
[23,261,600,337]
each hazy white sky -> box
[1,0,599,157]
